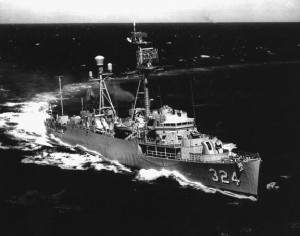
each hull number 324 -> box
[209,168,240,185]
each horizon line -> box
[1,21,300,25]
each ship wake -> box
[0,93,55,150]
[0,92,132,174]
[22,150,130,174]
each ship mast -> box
[129,22,159,117]
[89,57,116,116]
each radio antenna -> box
[190,79,196,125]
[56,76,64,116]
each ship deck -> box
[47,123,260,164]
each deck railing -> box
[134,138,182,148]
[235,151,260,160]
[146,150,177,159]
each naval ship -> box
[45,25,261,196]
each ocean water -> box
[0,23,300,235]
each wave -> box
[136,169,257,201]
[22,149,132,174]
[0,95,55,151]
[0,141,10,150]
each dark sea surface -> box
[0,23,300,235]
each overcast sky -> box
[1,0,300,23]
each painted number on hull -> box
[209,168,240,185]
[231,171,241,185]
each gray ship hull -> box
[47,125,261,196]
